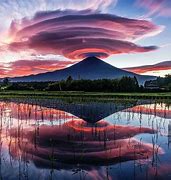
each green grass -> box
[0,90,171,100]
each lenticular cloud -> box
[8,10,163,59]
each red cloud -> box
[8,10,162,59]
[0,59,73,78]
[124,61,171,74]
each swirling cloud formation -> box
[8,10,162,60]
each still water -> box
[0,98,171,180]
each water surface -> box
[0,98,171,180]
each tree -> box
[134,76,139,89]
[168,83,171,91]
[66,76,73,83]
[3,77,9,85]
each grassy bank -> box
[0,90,171,100]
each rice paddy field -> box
[0,96,171,179]
[0,90,171,100]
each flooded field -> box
[0,98,171,180]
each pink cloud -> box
[7,10,162,60]
[0,59,73,78]
[124,61,171,74]
[136,0,171,17]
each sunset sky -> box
[0,0,171,77]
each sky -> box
[0,0,171,77]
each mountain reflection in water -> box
[0,99,170,180]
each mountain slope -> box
[9,98,142,123]
[10,57,156,84]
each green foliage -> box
[3,77,10,85]
[156,74,171,91]
[118,76,139,92]
[45,77,140,92]
[2,76,141,92]
[6,82,50,91]
[168,83,171,91]
[66,76,73,83]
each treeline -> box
[145,74,171,91]
[3,75,170,92]
[157,75,171,90]
[46,76,140,92]
[1,76,142,92]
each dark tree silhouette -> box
[4,76,142,92]
[3,77,9,85]
[66,76,73,82]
